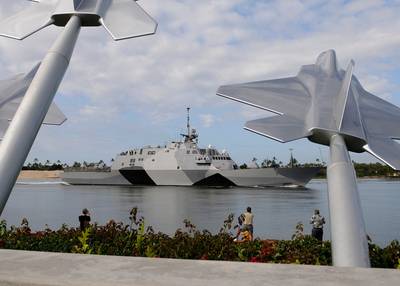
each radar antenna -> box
[181,107,198,143]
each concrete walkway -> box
[0,250,399,286]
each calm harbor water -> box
[1,179,399,246]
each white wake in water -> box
[16,181,70,186]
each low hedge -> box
[0,208,399,268]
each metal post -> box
[327,134,370,267]
[0,16,82,214]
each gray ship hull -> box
[219,167,320,187]
[61,167,320,187]
[61,171,131,186]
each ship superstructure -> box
[112,108,237,185]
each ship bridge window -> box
[130,159,136,163]
[192,150,198,154]
[209,149,220,156]
[148,151,156,155]
[165,150,170,153]
[139,149,143,155]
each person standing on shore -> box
[79,208,91,231]
[241,206,254,241]
[310,209,325,241]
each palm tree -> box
[72,161,81,168]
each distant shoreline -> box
[18,170,63,180]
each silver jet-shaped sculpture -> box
[0,0,157,214]
[217,50,400,267]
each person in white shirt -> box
[310,209,325,241]
[241,206,254,240]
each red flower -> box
[250,257,260,263]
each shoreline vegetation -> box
[0,208,399,268]
[18,158,400,179]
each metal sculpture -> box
[217,50,400,267]
[0,64,66,139]
[0,0,157,214]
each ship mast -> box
[187,107,191,138]
[181,107,198,143]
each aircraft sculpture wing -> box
[0,1,54,40]
[0,63,66,139]
[357,87,400,170]
[217,77,310,117]
[99,0,158,40]
[217,77,311,142]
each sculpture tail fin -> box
[364,137,400,170]
[334,60,354,130]
[0,1,54,40]
[100,0,158,41]
[244,115,309,143]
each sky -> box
[0,0,399,166]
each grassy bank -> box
[1,209,399,268]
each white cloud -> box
[0,0,399,163]
[199,114,215,128]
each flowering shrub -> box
[0,209,399,268]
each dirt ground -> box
[18,170,63,179]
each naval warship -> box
[61,109,320,187]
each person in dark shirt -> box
[79,208,91,231]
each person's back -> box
[242,207,254,240]
[243,211,254,225]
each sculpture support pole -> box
[327,134,370,267]
[0,16,81,215]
